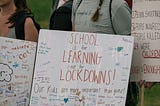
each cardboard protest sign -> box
[0,37,37,106]
[30,29,134,106]
[131,0,160,82]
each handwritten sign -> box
[30,29,134,106]
[0,37,37,106]
[131,0,160,82]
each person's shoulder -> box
[112,0,130,13]
[56,0,73,13]
[15,11,34,24]
[17,11,33,18]
[24,17,35,26]
[15,11,40,40]
[112,0,126,7]
[62,0,73,8]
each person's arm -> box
[24,17,38,42]
[72,23,75,31]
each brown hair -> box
[7,0,31,27]
[91,0,104,21]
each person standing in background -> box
[72,0,138,106]
[49,0,73,31]
[0,0,40,42]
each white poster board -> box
[30,29,134,106]
[0,37,37,106]
[131,0,160,82]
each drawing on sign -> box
[0,63,13,82]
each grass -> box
[136,83,160,106]
[28,0,52,28]
[143,83,160,106]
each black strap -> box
[63,0,73,9]
[74,0,82,16]
[15,11,41,40]
[109,0,116,34]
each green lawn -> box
[28,0,52,28]
[27,0,160,106]
[143,83,160,106]
[136,83,160,106]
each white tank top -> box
[7,28,16,39]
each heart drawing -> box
[64,98,69,103]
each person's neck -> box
[0,3,16,16]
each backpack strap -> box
[62,0,73,9]
[15,11,41,40]
[72,0,82,18]
[109,0,116,34]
